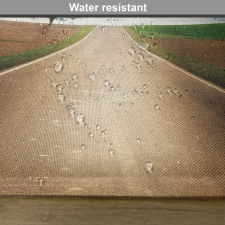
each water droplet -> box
[54,61,63,73]
[179,94,183,100]
[145,57,153,64]
[72,73,78,80]
[174,88,179,95]
[96,124,101,130]
[81,62,86,69]
[104,80,110,87]
[135,62,141,69]
[165,87,172,94]
[132,89,138,97]
[61,53,66,59]
[123,94,127,99]
[88,72,96,80]
[142,84,148,89]
[101,65,106,70]
[80,144,86,150]
[131,61,141,69]
[128,47,136,55]
[136,138,141,144]
[76,113,85,124]
[57,94,65,103]
[101,129,107,137]
[56,84,63,91]
[191,116,195,121]
[38,178,44,186]
[145,162,153,173]
[65,79,70,85]
[41,210,51,221]
[116,84,121,89]
[158,93,164,100]
[154,104,160,111]
[66,104,74,110]
[110,86,115,91]
[137,52,144,60]
[109,68,114,73]
[74,82,79,88]
[68,108,76,117]
[109,149,115,157]
[147,62,156,69]
[89,133,94,140]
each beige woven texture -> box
[0,26,225,196]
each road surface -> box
[0,26,225,196]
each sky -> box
[0,17,225,25]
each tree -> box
[49,17,56,26]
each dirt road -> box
[0,26,225,196]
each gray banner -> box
[0,0,224,15]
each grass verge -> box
[0,25,95,71]
[0,39,32,43]
[125,26,225,89]
[128,23,225,39]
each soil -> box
[147,38,225,69]
[0,21,81,56]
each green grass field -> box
[129,23,225,39]
[0,25,95,71]
[125,24,225,88]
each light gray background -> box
[1,17,225,25]
[0,0,225,15]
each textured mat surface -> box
[0,26,225,196]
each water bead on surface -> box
[136,138,141,145]
[65,79,70,85]
[68,108,76,117]
[41,210,52,221]
[56,84,63,91]
[145,162,153,173]
[57,94,65,103]
[128,47,136,55]
[74,82,79,88]
[54,61,63,73]
[88,72,96,80]
[89,133,94,140]
[154,104,160,111]
[72,73,78,80]
[76,113,85,124]
[104,80,110,87]
[109,149,115,157]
